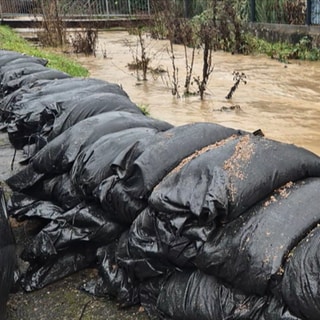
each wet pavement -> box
[8,268,148,320]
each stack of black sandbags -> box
[1,50,320,320]
[0,187,16,320]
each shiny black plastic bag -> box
[6,170,82,210]
[32,111,173,175]
[149,134,320,224]
[0,51,45,68]
[156,270,299,320]
[47,92,144,140]
[281,225,320,320]
[21,202,125,263]
[0,188,16,318]
[83,241,140,308]
[33,173,83,210]
[0,62,47,83]
[1,78,128,148]
[3,68,71,95]
[71,127,158,198]
[117,207,199,281]
[20,246,97,292]
[9,198,65,222]
[96,123,242,224]
[196,178,320,296]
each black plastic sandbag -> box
[6,162,83,210]
[1,78,129,148]
[0,62,47,82]
[20,245,97,292]
[21,201,125,263]
[32,173,83,210]
[1,78,127,118]
[139,276,166,320]
[1,77,126,114]
[0,57,48,96]
[0,56,47,68]
[116,207,198,281]
[0,52,47,98]
[3,69,71,95]
[281,225,320,320]
[195,178,320,296]
[0,188,16,318]
[6,191,39,215]
[6,113,170,193]
[113,122,243,199]
[82,241,140,308]
[9,198,65,222]
[95,123,242,225]
[149,134,320,224]
[71,127,158,198]
[31,111,173,175]
[0,51,44,68]
[6,164,45,193]
[47,92,144,140]
[156,270,299,320]
[6,167,83,211]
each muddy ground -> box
[1,132,148,320]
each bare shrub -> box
[37,0,65,47]
[70,29,98,55]
[125,27,151,81]
[36,0,99,52]
[225,71,247,99]
[193,19,215,100]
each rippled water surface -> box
[75,30,320,155]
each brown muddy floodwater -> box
[75,30,320,156]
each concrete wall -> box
[247,22,320,47]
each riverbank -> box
[0,25,88,77]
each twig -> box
[79,300,91,320]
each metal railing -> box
[249,0,320,25]
[0,0,151,17]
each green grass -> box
[0,25,89,77]
[137,103,150,115]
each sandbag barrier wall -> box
[1,50,320,320]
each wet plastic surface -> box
[281,225,320,320]
[196,178,320,295]
[0,188,16,319]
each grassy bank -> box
[0,25,89,77]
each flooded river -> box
[75,30,320,156]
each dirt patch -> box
[7,269,148,320]
[223,135,255,202]
[164,135,238,177]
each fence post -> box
[106,0,109,16]
[306,0,312,25]
[128,0,132,15]
[250,0,256,22]
[184,0,192,18]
